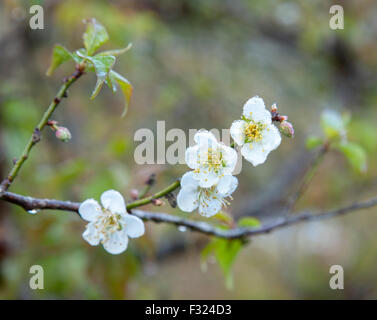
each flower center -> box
[244,121,266,143]
[196,147,224,173]
[197,187,233,210]
[95,209,122,243]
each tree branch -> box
[1,190,377,240]
[0,65,85,193]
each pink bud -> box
[279,121,294,138]
[55,126,72,142]
[151,199,164,206]
[130,189,139,200]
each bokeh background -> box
[1,0,377,299]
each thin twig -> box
[1,190,377,240]
[286,142,329,210]
[127,180,180,210]
[0,65,85,193]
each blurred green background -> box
[1,0,377,299]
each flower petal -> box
[102,229,128,254]
[194,170,219,188]
[100,190,126,214]
[199,197,222,218]
[194,130,218,146]
[262,124,281,150]
[185,145,199,169]
[82,222,101,246]
[122,214,145,238]
[220,143,238,174]
[180,171,199,191]
[177,189,199,212]
[243,96,271,124]
[230,120,246,146]
[217,175,238,196]
[241,142,269,166]
[79,199,101,222]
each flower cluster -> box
[178,96,292,217]
[79,96,291,254]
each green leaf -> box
[337,142,367,173]
[97,43,132,57]
[200,241,218,272]
[109,70,133,117]
[320,109,347,140]
[306,136,324,150]
[201,238,243,290]
[238,217,261,228]
[83,18,109,56]
[46,45,74,76]
[215,239,243,290]
[212,211,233,224]
[77,51,116,99]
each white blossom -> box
[177,171,238,218]
[79,190,145,254]
[230,96,281,166]
[185,130,238,188]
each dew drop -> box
[178,226,187,232]
[27,209,38,215]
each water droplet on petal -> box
[178,226,187,232]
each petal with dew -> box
[82,222,101,246]
[195,170,219,188]
[122,214,145,238]
[194,130,218,147]
[243,96,271,124]
[230,120,247,146]
[102,229,128,254]
[241,142,269,166]
[101,189,126,214]
[79,199,101,222]
[262,124,281,150]
[220,144,238,174]
[180,171,200,191]
[217,175,238,197]
[177,188,199,212]
[199,197,222,218]
[185,145,200,169]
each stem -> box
[0,66,84,193]
[127,180,180,210]
[138,184,152,199]
[287,142,330,210]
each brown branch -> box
[1,191,377,240]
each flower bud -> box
[279,121,294,138]
[151,199,164,206]
[130,189,139,200]
[55,126,72,142]
[270,103,278,113]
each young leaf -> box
[201,238,243,290]
[77,51,116,99]
[212,211,233,225]
[320,109,346,140]
[97,43,133,57]
[306,136,324,150]
[214,239,243,290]
[238,217,261,228]
[46,45,74,76]
[83,18,109,56]
[200,240,218,272]
[337,142,367,173]
[109,70,133,117]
